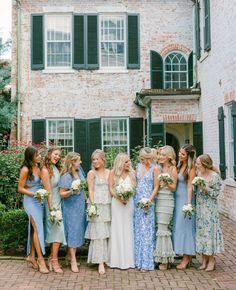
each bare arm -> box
[18,167,35,197]
[87,170,95,203]
[149,166,160,201]
[108,170,116,198]
[187,167,196,204]
[60,187,72,198]
[41,167,52,209]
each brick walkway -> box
[0,215,235,290]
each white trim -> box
[224,178,236,188]
[97,69,128,74]
[43,7,74,13]
[96,6,127,13]
[42,69,75,74]
[199,51,209,63]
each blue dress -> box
[172,173,196,255]
[58,170,86,248]
[23,175,45,255]
[133,163,156,270]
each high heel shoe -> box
[71,260,80,273]
[205,259,216,272]
[50,258,63,273]
[159,264,168,270]
[176,261,190,270]
[26,256,38,270]
[37,259,49,274]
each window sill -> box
[224,178,236,188]
[42,69,75,74]
[97,69,129,74]
[199,51,209,63]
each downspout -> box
[192,0,197,87]
[16,0,21,143]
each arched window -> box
[164,52,188,89]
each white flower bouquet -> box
[158,173,173,184]
[182,203,195,219]
[71,179,87,194]
[192,177,206,187]
[86,203,98,218]
[114,181,135,202]
[49,208,62,225]
[137,198,154,214]
[34,189,49,203]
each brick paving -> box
[0,215,235,290]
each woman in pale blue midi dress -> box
[59,152,86,273]
[18,146,49,274]
[134,147,159,271]
[172,144,196,269]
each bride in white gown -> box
[108,153,136,269]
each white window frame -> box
[44,14,72,70]
[101,117,130,153]
[164,51,188,89]
[46,119,74,152]
[99,14,127,70]
[227,105,234,178]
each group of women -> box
[18,143,224,275]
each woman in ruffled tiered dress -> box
[85,149,111,275]
[108,153,136,269]
[195,154,224,271]
[154,145,177,270]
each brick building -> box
[11,0,236,220]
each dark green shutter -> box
[74,119,88,172]
[32,119,45,144]
[127,14,140,69]
[150,51,163,89]
[204,0,211,51]
[218,107,226,179]
[231,102,236,180]
[188,52,193,88]
[88,119,101,155]
[73,15,85,69]
[87,15,98,69]
[193,122,203,157]
[151,123,165,147]
[195,1,201,59]
[31,15,44,70]
[129,118,143,155]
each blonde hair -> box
[161,145,176,166]
[139,147,156,163]
[113,153,136,185]
[60,152,81,176]
[91,149,106,168]
[197,154,219,173]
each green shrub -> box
[0,208,28,253]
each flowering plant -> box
[192,177,206,188]
[71,179,87,194]
[158,173,173,184]
[34,189,49,203]
[182,203,195,219]
[86,203,98,218]
[49,208,62,225]
[137,198,154,214]
[114,181,135,202]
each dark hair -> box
[20,146,39,180]
[43,147,61,178]
[177,144,196,181]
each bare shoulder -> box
[87,170,95,179]
[20,166,29,175]
[41,166,49,175]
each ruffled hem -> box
[85,221,110,240]
[87,239,109,264]
[154,252,175,264]
[154,230,175,264]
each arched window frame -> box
[163,51,188,89]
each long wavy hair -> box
[20,146,39,180]
[139,147,156,163]
[91,149,106,169]
[197,154,219,174]
[60,152,81,176]
[160,145,176,166]
[177,144,196,181]
[43,147,61,178]
[113,153,136,186]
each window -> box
[100,15,126,69]
[164,52,188,89]
[102,118,129,153]
[45,14,72,68]
[204,0,211,51]
[47,119,74,153]
[228,105,234,178]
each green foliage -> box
[130,145,142,168]
[0,206,28,253]
[105,147,125,169]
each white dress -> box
[108,176,135,269]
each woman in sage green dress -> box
[154,145,177,270]
[42,147,66,273]
[195,154,224,272]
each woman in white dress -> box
[108,153,136,269]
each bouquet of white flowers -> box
[158,173,173,184]
[34,189,49,203]
[86,203,98,218]
[182,203,195,219]
[71,179,87,194]
[114,181,135,202]
[192,177,206,188]
[137,198,154,214]
[49,208,62,225]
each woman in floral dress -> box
[195,154,224,271]
[133,147,159,271]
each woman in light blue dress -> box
[59,152,86,273]
[41,147,66,273]
[18,146,49,274]
[172,144,196,269]
[133,147,159,271]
